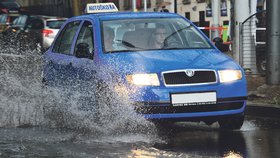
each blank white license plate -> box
[171,92,217,106]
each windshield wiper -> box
[119,40,136,48]
[164,25,192,44]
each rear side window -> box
[47,20,66,29]
[53,21,81,55]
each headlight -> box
[126,73,160,86]
[218,70,242,83]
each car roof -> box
[46,18,68,21]
[70,12,180,21]
[15,14,67,22]
[0,1,20,10]
[37,15,66,19]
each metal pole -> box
[211,0,220,40]
[174,0,177,13]
[233,0,250,64]
[239,23,243,67]
[266,0,280,85]
[72,0,80,16]
[132,0,136,12]
[144,0,147,12]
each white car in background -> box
[3,15,67,51]
[42,18,67,49]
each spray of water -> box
[240,120,258,131]
[0,33,44,127]
[0,34,158,140]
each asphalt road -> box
[0,111,279,158]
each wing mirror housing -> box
[76,43,93,59]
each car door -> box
[43,20,82,87]
[71,20,95,81]
[71,20,97,110]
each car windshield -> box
[101,18,212,53]
[47,20,66,29]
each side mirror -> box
[76,43,93,59]
[213,37,229,52]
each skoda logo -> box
[185,70,195,77]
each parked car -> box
[0,12,19,33]
[0,1,21,33]
[43,3,247,130]
[2,14,67,51]
[0,0,20,10]
[42,18,67,49]
[0,10,20,33]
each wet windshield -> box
[101,18,212,53]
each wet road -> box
[0,114,279,158]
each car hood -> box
[101,49,241,74]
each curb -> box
[246,102,280,118]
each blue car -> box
[43,3,247,130]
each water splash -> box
[0,34,44,127]
[240,120,258,131]
[0,35,157,139]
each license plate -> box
[171,92,217,106]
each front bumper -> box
[134,97,247,120]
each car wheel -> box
[218,114,244,130]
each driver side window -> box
[74,21,94,59]
[53,21,81,55]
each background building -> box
[13,0,231,38]
[14,0,158,17]
[175,0,230,40]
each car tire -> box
[218,113,244,130]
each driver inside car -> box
[148,24,167,49]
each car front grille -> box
[162,70,217,86]
[135,101,244,114]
